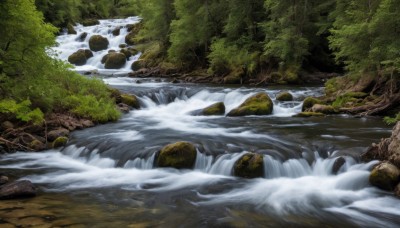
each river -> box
[0,17,399,227]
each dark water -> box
[1,78,398,227]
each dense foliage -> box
[0,0,120,124]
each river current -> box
[0,17,399,227]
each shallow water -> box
[1,18,399,227]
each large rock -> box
[120,48,132,59]
[121,94,140,109]
[362,122,400,166]
[302,97,322,112]
[276,91,293,101]
[311,104,336,114]
[156,142,197,169]
[234,153,264,178]
[112,26,121,36]
[47,128,69,142]
[191,102,225,116]
[89,35,109,52]
[68,50,87,66]
[76,32,88,41]
[0,180,36,200]
[104,53,126,69]
[369,162,400,191]
[227,93,273,116]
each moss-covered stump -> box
[53,136,68,148]
[89,35,109,52]
[311,104,336,114]
[81,19,100,26]
[104,53,126,69]
[202,102,225,116]
[227,93,273,116]
[293,112,325,117]
[369,162,400,191]
[276,91,293,101]
[234,153,264,178]
[68,50,87,66]
[302,97,322,111]
[223,68,244,84]
[121,94,140,109]
[156,142,197,169]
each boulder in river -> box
[302,97,322,112]
[121,94,140,109]
[276,91,293,102]
[0,180,36,200]
[68,50,87,66]
[234,153,264,178]
[53,136,68,148]
[89,35,109,52]
[311,104,336,114]
[77,32,88,41]
[112,26,121,36]
[48,128,69,142]
[131,60,144,71]
[67,23,76,34]
[125,32,136,46]
[156,142,197,169]
[332,156,346,174]
[81,19,100,26]
[120,48,132,59]
[227,93,273,116]
[202,102,226,116]
[369,162,400,191]
[104,53,126,69]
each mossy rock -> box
[227,93,273,116]
[68,50,87,66]
[128,48,139,56]
[302,97,322,111]
[119,44,127,48]
[223,68,244,84]
[104,53,126,69]
[67,23,77,34]
[83,49,93,59]
[126,22,142,33]
[101,54,109,64]
[369,162,400,191]
[29,140,45,151]
[131,60,143,71]
[120,49,132,59]
[156,142,197,169]
[108,88,122,103]
[276,91,293,101]
[293,112,325,117]
[201,102,225,116]
[311,104,336,114]
[234,153,264,178]
[89,35,109,52]
[53,137,68,148]
[112,27,121,36]
[121,94,140,109]
[125,32,136,46]
[82,19,100,26]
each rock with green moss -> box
[311,104,336,114]
[108,87,122,103]
[89,35,109,52]
[156,142,197,169]
[227,93,273,116]
[276,91,293,101]
[369,162,400,191]
[223,68,244,84]
[234,153,264,178]
[121,94,140,109]
[293,112,325,117]
[81,19,100,26]
[67,23,77,34]
[131,60,143,71]
[125,32,136,46]
[83,49,93,59]
[202,102,225,116]
[302,97,322,111]
[128,48,139,56]
[29,140,45,151]
[53,136,68,148]
[120,48,132,59]
[104,53,126,69]
[68,50,87,66]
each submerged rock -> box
[89,35,109,52]
[234,153,264,178]
[369,162,400,191]
[156,142,197,169]
[276,91,293,101]
[104,53,126,69]
[0,175,9,185]
[121,94,140,109]
[0,180,36,200]
[227,93,273,116]
[191,102,225,116]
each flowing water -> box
[1,18,399,227]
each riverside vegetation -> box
[0,0,400,220]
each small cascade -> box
[124,153,155,170]
[52,17,141,74]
